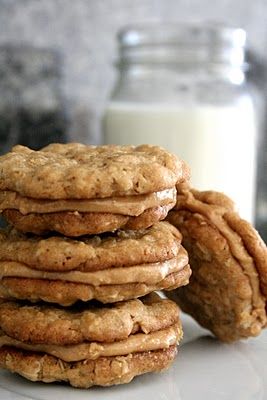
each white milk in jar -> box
[104,100,256,221]
[104,23,258,222]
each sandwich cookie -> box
[167,186,267,342]
[0,143,189,236]
[0,293,182,388]
[0,222,191,305]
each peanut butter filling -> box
[0,249,188,286]
[0,188,176,216]
[0,322,182,362]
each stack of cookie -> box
[0,143,191,388]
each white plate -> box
[1,313,267,400]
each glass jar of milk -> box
[103,23,258,222]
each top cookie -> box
[0,221,182,272]
[0,143,189,199]
[0,293,179,345]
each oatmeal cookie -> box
[167,186,267,342]
[0,345,177,388]
[0,222,181,272]
[0,293,182,388]
[0,144,189,235]
[0,294,179,345]
[0,222,191,305]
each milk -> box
[103,100,256,222]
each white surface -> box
[104,101,257,222]
[1,313,266,400]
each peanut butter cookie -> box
[167,186,267,342]
[0,144,189,236]
[0,345,177,388]
[0,293,182,388]
[0,222,191,305]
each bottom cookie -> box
[3,204,172,237]
[0,266,191,305]
[0,345,177,388]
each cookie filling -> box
[0,322,182,362]
[0,188,176,216]
[0,249,188,285]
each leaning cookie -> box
[167,186,267,342]
[0,293,182,388]
[0,222,191,305]
[0,143,189,236]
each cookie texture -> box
[0,222,181,272]
[2,204,173,236]
[0,143,189,199]
[0,345,177,388]
[0,294,181,387]
[0,264,191,305]
[0,323,180,362]
[167,186,267,342]
[0,144,189,235]
[0,294,179,345]
[0,221,191,305]
[0,143,188,387]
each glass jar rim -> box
[117,22,247,70]
[118,22,246,48]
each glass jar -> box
[103,22,260,223]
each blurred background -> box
[0,0,266,241]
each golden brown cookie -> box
[0,295,179,345]
[0,222,191,305]
[0,143,189,199]
[0,144,189,235]
[1,204,173,236]
[167,187,267,342]
[0,294,182,388]
[0,222,181,272]
[0,345,177,388]
[0,265,191,306]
